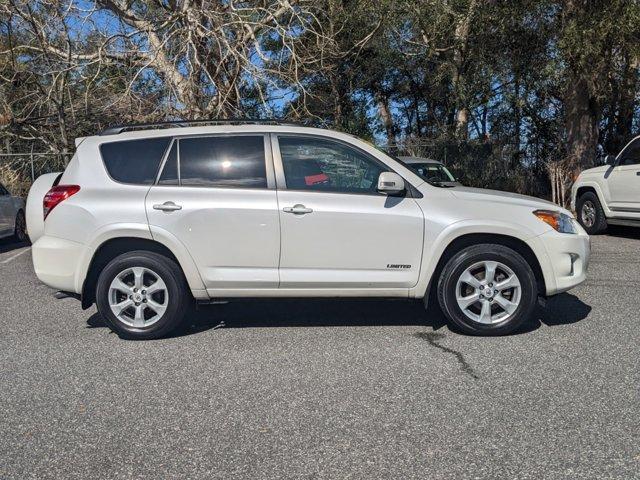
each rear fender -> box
[76,223,208,297]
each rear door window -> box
[158,141,179,185]
[178,136,267,188]
[100,138,171,184]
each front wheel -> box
[437,244,538,336]
[95,251,189,340]
[576,192,607,234]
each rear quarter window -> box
[100,138,171,185]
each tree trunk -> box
[614,55,638,149]
[374,90,396,148]
[513,74,521,151]
[564,75,599,175]
[455,107,469,139]
[451,0,477,140]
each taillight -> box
[43,185,80,219]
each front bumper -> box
[527,226,591,296]
[32,235,85,294]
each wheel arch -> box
[575,185,602,205]
[422,233,546,309]
[574,182,609,215]
[80,237,203,309]
[576,185,597,198]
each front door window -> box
[278,136,387,194]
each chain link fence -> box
[0,152,72,197]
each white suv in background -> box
[27,120,590,339]
[572,136,640,234]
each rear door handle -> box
[153,201,182,212]
[283,204,313,215]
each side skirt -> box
[205,288,410,298]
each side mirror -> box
[604,154,616,166]
[377,172,405,195]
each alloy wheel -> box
[108,267,168,328]
[455,261,522,325]
[581,200,596,228]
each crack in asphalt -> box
[414,331,479,380]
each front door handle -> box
[153,201,182,212]
[283,204,313,215]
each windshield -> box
[407,163,456,183]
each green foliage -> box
[1,0,639,202]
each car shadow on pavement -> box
[86,298,449,338]
[535,293,591,328]
[0,238,30,254]
[186,298,450,333]
[606,225,640,240]
[86,293,591,339]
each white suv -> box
[27,121,590,339]
[572,136,640,234]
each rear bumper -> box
[32,235,85,294]
[528,226,591,296]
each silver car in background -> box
[399,156,460,187]
[0,181,27,241]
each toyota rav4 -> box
[27,120,590,339]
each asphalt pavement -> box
[0,230,638,479]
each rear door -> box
[0,183,14,237]
[608,138,640,214]
[145,134,280,291]
[272,134,424,291]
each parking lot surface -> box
[1,232,639,479]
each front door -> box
[272,134,424,291]
[608,137,640,214]
[145,134,280,291]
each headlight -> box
[533,210,577,234]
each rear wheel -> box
[437,244,538,336]
[576,191,607,234]
[95,251,189,340]
[13,210,27,242]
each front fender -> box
[410,219,542,299]
[11,196,25,212]
[572,180,610,216]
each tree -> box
[558,0,640,171]
[2,0,640,205]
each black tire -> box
[576,191,607,235]
[437,244,538,336]
[13,210,28,242]
[95,250,189,340]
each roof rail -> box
[100,118,305,135]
